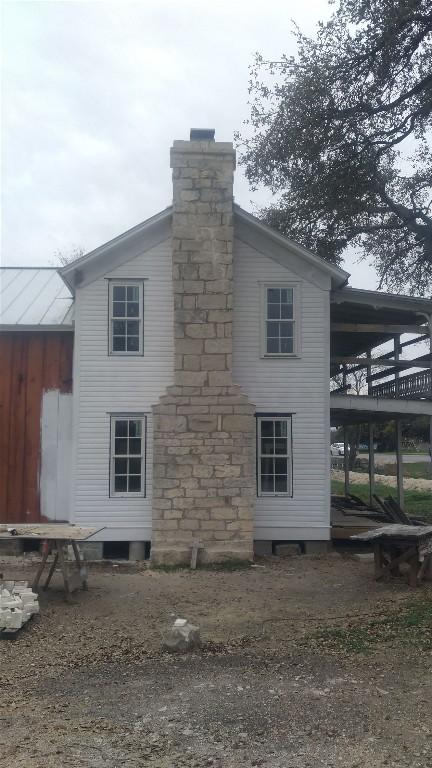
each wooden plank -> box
[7,336,28,523]
[40,390,59,522]
[0,335,13,519]
[22,335,44,523]
[59,334,73,393]
[334,356,432,369]
[331,323,426,334]
[0,524,104,540]
[42,334,62,391]
[55,393,73,523]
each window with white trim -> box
[110,416,146,496]
[109,282,143,354]
[262,284,299,356]
[257,416,292,496]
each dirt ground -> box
[1,554,432,768]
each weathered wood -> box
[0,525,104,541]
[368,422,375,506]
[352,524,432,541]
[334,356,432,369]
[43,552,58,590]
[331,323,426,334]
[0,332,74,524]
[71,540,87,589]
[56,540,70,601]
[32,542,51,591]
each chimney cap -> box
[190,128,215,141]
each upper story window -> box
[109,281,143,355]
[261,283,300,357]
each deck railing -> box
[370,369,432,399]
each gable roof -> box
[59,204,350,292]
[0,268,74,329]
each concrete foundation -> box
[274,543,301,557]
[253,540,273,557]
[129,541,146,561]
[80,542,104,560]
[304,540,330,555]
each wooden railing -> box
[371,369,432,399]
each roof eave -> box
[233,204,350,289]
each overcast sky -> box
[2,0,377,288]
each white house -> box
[2,130,432,563]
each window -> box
[109,282,143,355]
[110,416,146,496]
[261,284,299,356]
[257,416,292,496]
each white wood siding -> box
[71,240,173,540]
[233,238,331,541]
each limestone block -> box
[204,339,232,354]
[200,354,227,371]
[162,619,201,653]
[222,414,254,432]
[196,294,227,309]
[155,414,187,433]
[188,414,218,432]
[185,323,216,339]
[208,371,232,386]
[175,371,208,387]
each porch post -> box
[395,418,404,509]
[368,421,375,506]
[342,366,349,496]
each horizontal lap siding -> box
[233,239,330,537]
[0,332,73,523]
[72,241,173,536]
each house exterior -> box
[1,131,432,562]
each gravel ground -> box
[1,554,431,767]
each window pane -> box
[126,320,139,335]
[115,438,128,455]
[129,420,142,437]
[127,336,139,352]
[281,303,294,319]
[280,322,293,338]
[261,438,274,455]
[274,438,287,455]
[267,303,280,320]
[115,458,127,474]
[275,458,287,475]
[127,286,139,302]
[281,338,294,354]
[115,420,128,437]
[129,458,142,474]
[127,302,140,318]
[113,301,125,317]
[261,476,274,493]
[129,438,141,455]
[280,288,293,304]
[275,475,288,493]
[113,320,126,335]
[260,420,274,437]
[128,475,141,492]
[267,288,280,303]
[275,421,287,438]
[113,336,126,352]
[267,321,280,338]
[113,286,125,300]
[114,475,127,492]
[261,457,274,475]
[267,338,279,354]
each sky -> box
[1,0,377,288]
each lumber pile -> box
[0,581,39,634]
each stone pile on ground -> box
[162,617,201,652]
[0,580,39,632]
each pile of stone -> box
[0,581,39,633]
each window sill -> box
[261,353,301,359]
[110,493,146,499]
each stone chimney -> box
[151,130,256,566]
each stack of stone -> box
[0,581,39,632]
[152,136,256,566]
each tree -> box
[52,246,84,266]
[237,0,432,295]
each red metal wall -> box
[0,332,74,523]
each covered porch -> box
[330,287,432,510]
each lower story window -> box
[110,415,146,496]
[257,415,292,496]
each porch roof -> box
[330,393,432,426]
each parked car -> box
[330,443,345,456]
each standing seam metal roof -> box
[0,268,74,327]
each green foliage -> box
[237,0,432,294]
[331,478,432,519]
[312,596,432,654]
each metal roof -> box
[0,268,74,329]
